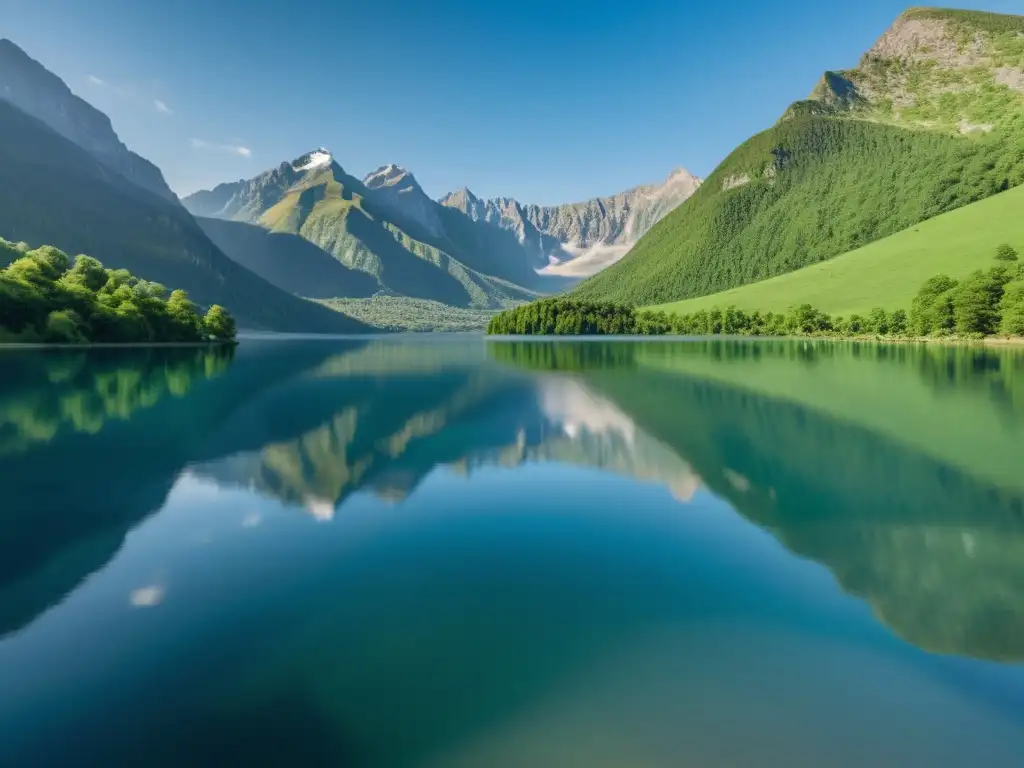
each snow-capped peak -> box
[292,148,332,172]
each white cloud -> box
[153,99,173,115]
[190,138,251,157]
[86,74,106,87]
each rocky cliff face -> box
[802,8,1024,133]
[440,168,702,277]
[362,164,445,238]
[0,39,177,201]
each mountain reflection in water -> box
[1,337,1023,767]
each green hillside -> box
[207,163,538,310]
[572,8,1024,307]
[648,183,1024,317]
[195,217,380,300]
[0,101,369,334]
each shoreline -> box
[0,340,238,350]
[484,333,1024,346]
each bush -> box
[995,244,1019,262]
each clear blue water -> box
[1,337,1023,766]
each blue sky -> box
[3,0,1022,203]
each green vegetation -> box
[490,252,1024,341]
[1,239,237,344]
[648,184,1024,317]
[573,116,1024,306]
[0,99,368,334]
[318,296,519,332]
[570,9,1024,308]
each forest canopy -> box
[488,257,1024,340]
[1,239,237,344]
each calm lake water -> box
[2,336,1024,766]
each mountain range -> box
[182,152,700,307]
[0,37,698,328]
[573,7,1024,306]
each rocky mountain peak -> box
[438,186,477,206]
[798,7,1023,133]
[291,148,333,172]
[363,163,421,192]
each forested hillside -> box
[573,8,1024,306]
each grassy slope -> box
[0,102,370,334]
[194,217,380,300]
[648,183,1024,316]
[572,8,1024,307]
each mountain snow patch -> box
[293,148,332,171]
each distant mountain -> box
[440,168,702,277]
[0,38,176,202]
[363,163,446,238]
[185,152,698,303]
[184,150,544,308]
[574,7,1024,306]
[0,43,369,333]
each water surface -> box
[2,337,1023,766]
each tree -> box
[999,280,1024,337]
[867,308,890,335]
[67,255,108,292]
[910,275,958,336]
[995,243,1019,262]
[26,245,70,280]
[166,289,202,341]
[889,309,909,335]
[203,305,237,341]
[952,268,1009,336]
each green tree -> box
[995,243,1019,262]
[166,289,202,341]
[999,280,1024,336]
[910,275,958,336]
[67,255,108,292]
[952,268,1010,336]
[203,305,237,341]
[889,309,909,335]
[867,308,891,335]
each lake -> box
[1,336,1024,767]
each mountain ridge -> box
[438,167,702,278]
[0,38,177,202]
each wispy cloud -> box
[190,138,251,158]
[86,75,175,118]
